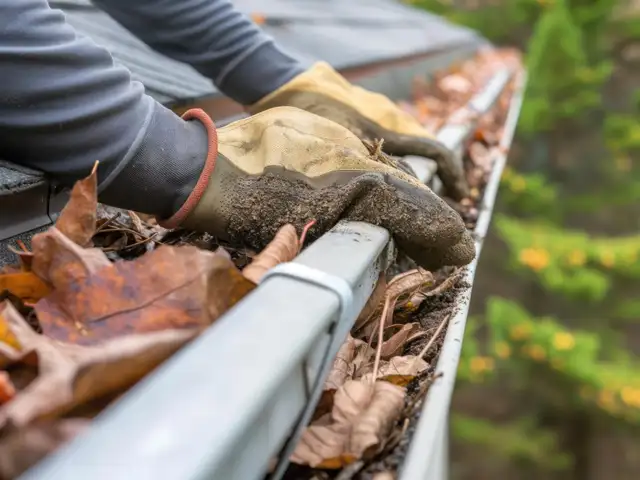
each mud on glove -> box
[163,106,475,271]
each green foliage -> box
[499,167,561,219]
[519,0,610,134]
[494,214,640,300]
[486,298,640,424]
[451,413,572,471]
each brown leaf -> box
[0,371,16,405]
[32,237,239,345]
[316,336,374,419]
[54,166,98,247]
[0,418,89,479]
[0,301,197,428]
[292,380,405,468]
[361,356,429,387]
[359,269,434,341]
[0,272,51,304]
[206,256,256,319]
[353,272,387,332]
[242,224,299,284]
[379,323,423,360]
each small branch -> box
[371,295,393,382]
[412,314,450,368]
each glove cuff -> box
[159,109,219,229]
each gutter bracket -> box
[261,263,354,480]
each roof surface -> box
[50,0,480,105]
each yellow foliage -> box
[510,323,533,341]
[519,247,550,271]
[495,342,511,359]
[553,332,575,351]
[566,249,586,267]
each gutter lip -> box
[400,70,527,480]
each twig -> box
[103,232,158,252]
[412,314,450,369]
[404,372,443,415]
[94,212,121,234]
[371,295,393,382]
[334,460,365,480]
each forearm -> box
[94,0,304,104]
[0,0,208,218]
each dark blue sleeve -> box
[92,0,303,104]
[1,0,209,218]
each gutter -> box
[21,65,525,480]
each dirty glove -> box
[162,107,474,271]
[248,62,469,200]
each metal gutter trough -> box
[22,66,525,479]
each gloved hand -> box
[162,107,475,271]
[248,62,469,200]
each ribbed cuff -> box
[98,101,211,219]
[216,40,305,105]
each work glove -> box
[162,107,475,271]
[248,62,469,200]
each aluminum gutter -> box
[400,71,527,480]
[20,69,521,480]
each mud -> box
[218,168,474,272]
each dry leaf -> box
[361,356,429,387]
[32,239,240,345]
[359,269,434,341]
[0,372,16,405]
[316,336,374,419]
[54,166,97,247]
[242,224,299,283]
[379,323,423,360]
[353,273,387,332]
[292,380,405,468]
[0,418,89,479]
[0,301,197,428]
[0,272,51,304]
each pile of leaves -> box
[0,47,521,479]
[0,164,314,479]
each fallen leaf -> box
[353,272,387,332]
[0,301,197,428]
[0,418,89,479]
[54,165,98,247]
[242,224,299,283]
[316,336,374,419]
[292,380,405,468]
[0,372,16,405]
[359,269,434,341]
[361,356,429,387]
[379,323,423,360]
[0,272,51,304]
[206,255,257,319]
[32,237,239,345]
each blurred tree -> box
[408,0,640,478]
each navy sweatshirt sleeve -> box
[0,0,303,218]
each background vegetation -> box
[410,0,640,478]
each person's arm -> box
[92,0,304,104]
[0,0,212,218]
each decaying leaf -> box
[0,372,16,405]
[316,336,374,419]
[353,272,387,332]
[402,268,463,313]
[32,233,239,345]
[362,356,429,387]
[0,301,197,428]
[242,224,299,284]
[0,272,51,304]
[0,418,89,479]
[358,269,434,340]
[292,380,405,468]
[54,164,98,247]
[378,323,423,360]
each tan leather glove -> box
[163,107,475,270]
[248,62,469,200]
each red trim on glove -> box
[159,109,219,229]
